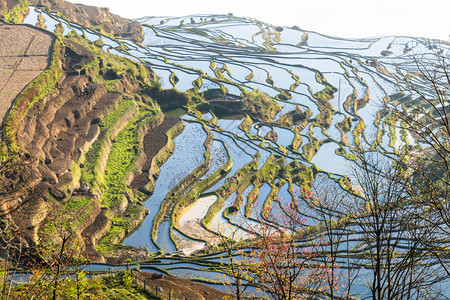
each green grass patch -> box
[97,226,124,253]
[245,71,254,81]
[5,270,160,299]
[81,99,138,190]
[336,147,357,161]
[1,1,29,23]
[241,89,281,121]
[288,70,301,91]
[238,114,253,132]
[98,203,147,253]
[63,196,91,211]
[101,105,158,209]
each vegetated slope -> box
[134,271,229,300]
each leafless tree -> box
[350,150,444,299]
[310,175,358,299]
[385,41,450,279]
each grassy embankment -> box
[0,1,30,23]
[3,35,62,153]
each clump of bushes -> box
[241,89,281,121]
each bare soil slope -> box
[0,24,54,134]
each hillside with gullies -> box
[1,1,450,298]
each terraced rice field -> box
[22,6,450,297]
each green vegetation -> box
[96,105,163,252]
[2,270,161,300]
[241,89,281,121]
[265,129,278,143]
[80,99,138,191]
[282,160,315,189]
[0,0,29,23]
[351,122,364,148]
[275,90,292,100]
[259,155,283,183]
[101,104,158,208]
[61,32,156,94]
[335,115,352,145]
[202,86,227,100]
[98,204,147,253]
[245,71,255,81]
[62,196,91,211]
[37,12,46,29]
[311,82,337,130]
[238,114,253,132]
[288,70,301,91]
[291,131,303,151]
[343,79,358,113]
[297,32,309,46]
[169,72,179,87]
[336,147,357,161]
[277,105,311,128]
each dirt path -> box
[0,24,54,138]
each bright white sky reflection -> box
[66,0,449,41]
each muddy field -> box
[0,23,54,134]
